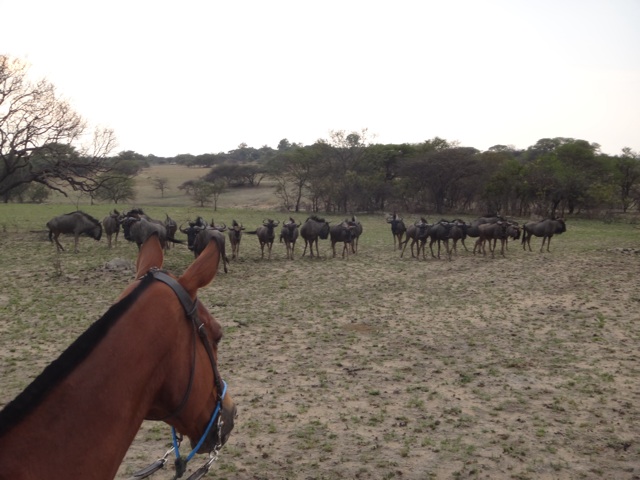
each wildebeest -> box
[248,219,280,260]
[228,219,245,260]
[179,219,229,272]
[192,228,229,273]
[179,217,225,250]
[163,214,178,249]
[121,216,168,250]
[300,215,331,258]
[121,208,177,251]
[47,211,103,253]
[386,212,406,250]
[504,222,521,250]
[473,221,510,258]
[279,217,300,260]
[448,219,469,255]
[470,214,505,227]
[400,218,430,259]
[349,215,363,254]
[329,220,358,258]
[522,218,567,252]
[102,210,121,249]
[428,220,454,260]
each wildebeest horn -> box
[217,222,227,231]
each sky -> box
[2,0,639,157]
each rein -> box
[130,269,227,480]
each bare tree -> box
[0,56,117,199]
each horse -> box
[0,233,236,480]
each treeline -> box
[3,57,638,215]
[172,132,639,218]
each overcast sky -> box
[2,0,639,157]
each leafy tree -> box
[152,177,170,197]
[94,174,136,204]
[266,146,319,211]
[179,179,217,207]
[0,56,117,198]
[400,146,481,214]
[204,164,265,187]
[209,179,226,211]
[614,148,640,212]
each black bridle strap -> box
[150,270,224,410]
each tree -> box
[615,148,640,212]
[210,179,226,211]
[0,56,117,199]
[267,146,318,211]
[179,179,217,207]
[94,174,136,204]
[152,177,170,197]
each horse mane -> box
[0,274,155,436]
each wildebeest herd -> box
[44,209,566,263]
[387,212,567,259]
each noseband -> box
[131,269,227,480]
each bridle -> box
[130,269,228,480]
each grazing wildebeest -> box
[473,221,510,258]
[428,220,454,260]
[122,216,168,249]
[279,217,300,260]
[522,218,567,252]
[247,219,280,260]
[300,215,331,258]
[102,210,121,249]
[386,212,406,250]
[329,220,358,258]
[163,214,178,249]
[47,211,102,253]
[228,220,245,260]
[350,215,363,254]
[400,218,430,259]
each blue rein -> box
[172,380,228,463]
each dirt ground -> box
[1,218,639,480]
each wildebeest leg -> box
[52,232,65,252]
[541,235,552,252]
[73,233,80,253]
[400,238,409,258]
[430,239,438,258]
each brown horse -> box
[0,234,236,480]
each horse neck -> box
[0,286,187,480]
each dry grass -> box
[1,169,640,479]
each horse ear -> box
[135,233,164,278]
[179,236,221,297]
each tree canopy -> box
[0,56,117,201]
